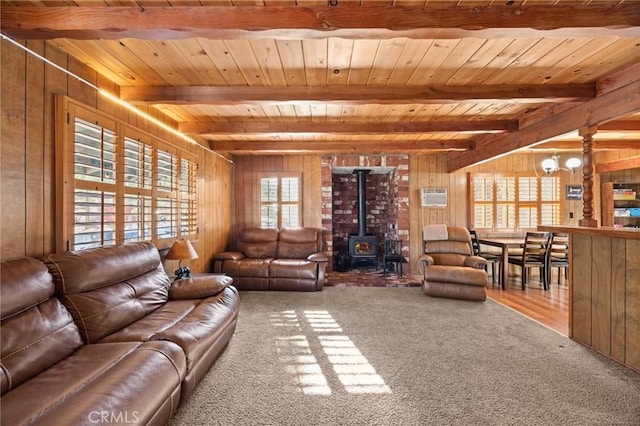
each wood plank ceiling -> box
[2,1,639,170]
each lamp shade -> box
[565,157,581,170]
[541,157,557,172]
[165,239,198,261]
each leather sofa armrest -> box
[169,274,234,300]
[418,254,434,266]
[307,253,329,262]
[464,256,488,269]
[212,251,244,261]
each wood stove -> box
[348,169,378,265]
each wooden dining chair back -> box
[508,232,551,290]
[468,230,501,285]
[545,233,569,286]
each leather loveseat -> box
[1,242,239,425]
[212,227,328,291]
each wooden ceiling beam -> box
[597,120,640,132]
[2,5,638,40]
[180,120,517,135]
[447,79,640,171]
[530,140,640,151]
[120,84,595,105]
[209,139,474,153]
[595,155,640,174]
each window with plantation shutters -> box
[57,96,199,251]
[179,157,198,237]
[496,176,516,231]
[72,116,118,249]
[156,147,178,240]
[123,134,153,243]
[470,173,561,232]
[471,174,493,229]
[259,174,301,229]
[540,177,561,225]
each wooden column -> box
[579,127,598,228]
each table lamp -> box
[165,239,198,280]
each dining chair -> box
[545,233,569,286]
[468,230,502,285]
[382,239,405,277]
[508,232,551,290]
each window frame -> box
[469,172,562,233]
[258,173,302,229]
[56,96,198,252]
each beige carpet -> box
[170,287,640,425]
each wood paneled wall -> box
[231,155,322,249]
[0,39,233,274]
[571,232,640,372]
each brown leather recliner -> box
[418,226,488,302]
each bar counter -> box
[539,225,639,373]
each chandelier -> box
[541,154,581,176]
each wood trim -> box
[538,225,640,240]
[3,5,639,40]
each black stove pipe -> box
[354,169,370,236]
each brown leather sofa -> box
[212,227,328,291]
[419,226,488,301]
[1,242,239,425]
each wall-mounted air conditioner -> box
[420,188,447,207]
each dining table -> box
[476,237,525,290]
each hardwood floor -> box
[485,268,569,336]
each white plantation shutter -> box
[74,118,116,184]
[123,135,153,243]
[496,176,516,231]
[179,157,198,236]
[540,177,561,225]
[74,190,116,249]
[260,174,301,228]
[72,115,118,249]
[472,174,493,229]
[470,173,562,232]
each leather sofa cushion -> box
[169,274,233,300]
[100,288,239,373]
[1,258,83,395]
[270,259,318,279]
[56,267,170,343]
[43,243,171,343]
[43,242,164,294]
[221,258,272,278]
[429,253,468,266]
[276,228,321,259]
[424,265,488,287]
[238,228,278,258]
[0,341,186,426]
[423,281,487,302]
[1,257,53,317]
